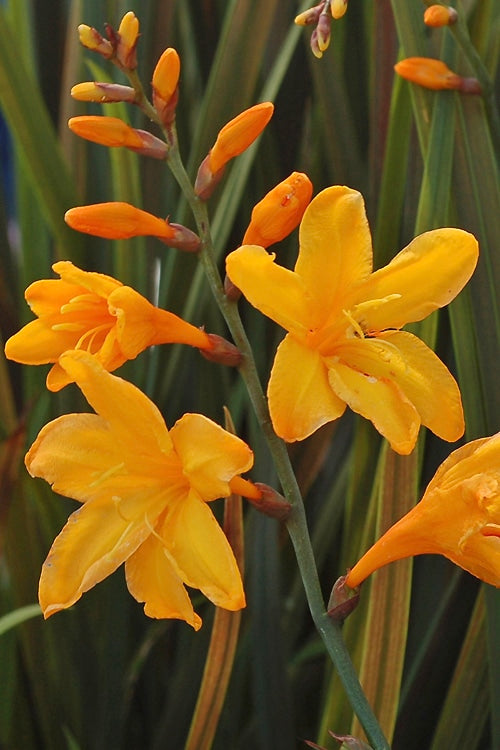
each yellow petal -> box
[170,414,253,501]
[38,488,168,618]
[458,531,500,587]
[268,334,345,441]
[162,489,245,610]
[58,350,173,457]
[427,433,500,493]
[358,228,478,331]
[226,245,310,333]
[5,319,78,365]
[336,331,464,442]
[327,359,419,454]
[125,533,202,628]
[53,260,121,297]
[295,186,373,327]
[24,278,82,318]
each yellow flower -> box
[346,433,500,588]
[65,202,200,250]
[26,350,254,627]
[242,172,313,248]
[226,186,478,453]
[4,261,211,391]
[194,102,274,199]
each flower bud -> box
[68,116,169,159]
[194,102,274,200]
[327,575,360,622]
[424,4,458,27]
[116,11,139,69]
[78,24,113,58]
[65,202,180,241]
[70,82,136,104]
[330,0,348,19]
[294,4,322,26]
[394,57,481,94]
[244,483,291,521]
[242,172,313,248]
[316,11,331,52]
[152,47,181,127]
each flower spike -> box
[395,57,481,94]
[194,102,274,200]
[4,261,213,390]
[26,350,253,626]
[242,172,313,248]
[226,185,478,453]
[65,202,200,250]
[346,433,500,588]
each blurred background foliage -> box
[0,0,499,748]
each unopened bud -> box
[152,48,181,127]
[71,82,136,104]
[316,11,331,52]
[330,0,348,19]
[327,575,360,622]
[224,273,242,301]
[162,223,201,252]
[199,333,243,366]
[424,4,458,27]
[395,57,481,94]
[328,732,373,750]
[116,11,139,69]
[310,29,324,59]
[78,24,113,58]
[68,116,168,158]
[294,4,322,26]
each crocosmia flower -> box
[226,185,478,454]
[346,433,500,588]
[26,350,254,628]
[4,261,211,391]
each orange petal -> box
[65,203,176,240]
[125,533,202,628]
[327,359,420,454]
[38,487,168,618]
[358,228,478,331]
[226,245,310,334]
[162,489,245,611]
[170,414,253,501]
[5,319,78,365]
[295,186,373,328]
[268,335,345,441]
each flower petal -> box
[53,260,122,298]
[358,228,478,331]
[427,433,500,493]
[162,489,245,610]
[225,245,310,333]
[38,488,168,618]
[327,359,419,454]
[5,319,78,365]
[170,414,253,501]
[335,331,464,442]
[458,532,500,587]
[268,334,345,441]
[58,350,173,457]
[125,533,202,629]
[294,186,373,326]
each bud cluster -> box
[294,0,348,58]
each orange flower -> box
[423,5,457,27]
[242,172,313,248]
[394,57,481,94]
[65,202,199,250]
[68,117,168,159]
[152,48,181,126]
[346,434,500,589]
[194,103,274,199]
[4,261,211,391]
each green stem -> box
[165,142,390,750]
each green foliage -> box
[0,1,498,748]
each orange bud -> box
[152,48,181,126]
[65,202,178,240]
[242,172,313,247]
[194,102,274,199]
[394,57,481,94]
[116,11,139,69]
[70,82,136,103]
[424,4,457,27]
[78,24,113,57]
[68,116,168,159]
